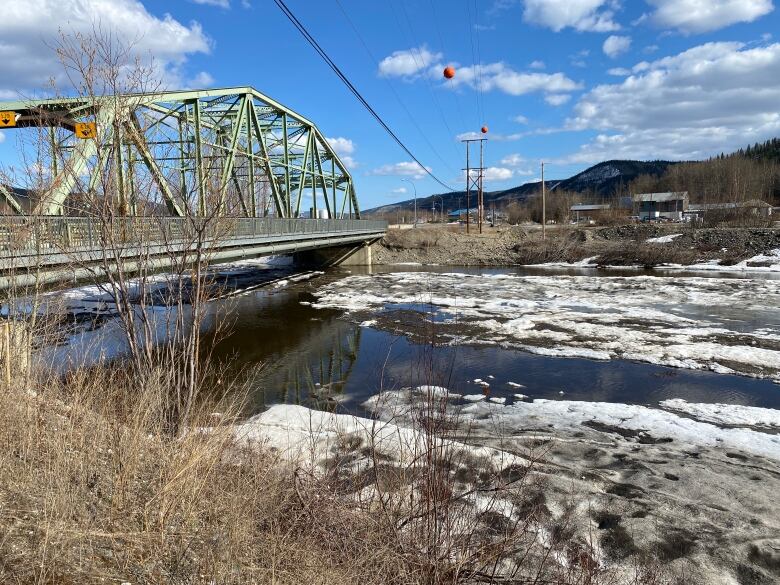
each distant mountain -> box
[365,159,676,215]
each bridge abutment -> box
[294,241,375,268]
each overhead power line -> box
[272,0,456,192]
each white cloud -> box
[522,0,621,32]
[447,62,582,97]
[325,137,357,168]
[501,153,526,166]
[483,167,515,181]
[391,187,408,194]
[645,0,773,34]
[603,35,632,58]
[465,167,515,182]
[607,67,631,76]
[545,94,572,106]
[0,0,211,95]
[563,41,780,163]
[187,71,214,87]
[457,130,524,141]
[371,161,432,179]
[529,60,546,69]
[378,46,442,78]
[514,114,530,124]
[325,137,355,156]
[192,0,230,7]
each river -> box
[201,264,780,417]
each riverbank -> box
[372,224,780,270]
[239,390,780,585]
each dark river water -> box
[205,265,780,416]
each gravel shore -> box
[372,225,780,268]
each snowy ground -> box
[533,247,780,273]
[312,271,780,381]
[238,389,780,584]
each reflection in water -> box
[36,263,780,415]
[207,270,780,416]
[208,288,365,413]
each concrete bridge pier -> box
[294,240,377,268]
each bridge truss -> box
[0,87,360,219]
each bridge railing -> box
[0,216,387,257]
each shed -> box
[633,192,689,220]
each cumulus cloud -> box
[545,94,572,106]
[447,62,582,97]
[529,60,546,69]
[391,187,408,194]
[326,137,355,156]
[377,46,580,102]
[0,0,211,95]
[514,114,530,124]
[607,67,631,76]
[326,137,357,168]
[603,35,632,58]
[500,153,526,166]
[645,0,774,34]
[378,46,442,78]
[563,41,780,163]
[187,71,215,88]
[522,0,621,32]
[192,0,230,7]
[465,167,514,182]
[371,161,432,179]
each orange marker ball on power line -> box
[481,126,489,134]
[443,66,456,79]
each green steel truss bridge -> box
[0,87,386,286]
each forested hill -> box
[365,139,780,216]
[495,160,675,200]
[365,159,675,215]
[729,138,780,163]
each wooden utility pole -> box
[479,139,485,234]
[465,143,470,234]
[462,138,487,236]
[541,161,546,241]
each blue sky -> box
[2,0,780,209]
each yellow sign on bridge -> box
[0,111,17,128]
[74,122,97,139]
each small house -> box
[633,192,689,221]
[570,203,611,223]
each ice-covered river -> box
[204,265,780,419]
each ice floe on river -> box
[312,271,780,381]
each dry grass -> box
[0,359,678,584]
[0,365,401,585]
[382,227,447,250]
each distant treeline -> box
[628,138,780,205]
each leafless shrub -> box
[596,242,699,267]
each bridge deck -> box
[0,217,386,286]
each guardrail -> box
[0,217,388,257]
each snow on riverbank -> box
[646,233,683,244]
[236,391,780,583]
[313,271,780,380]
[233,398,519,471]
[467,398,780,461]
[531,248,780,273]
[660,399,780,428]
[362,389,780,462]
